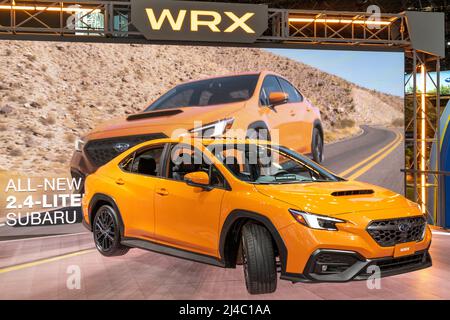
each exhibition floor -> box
[0,230,449,299]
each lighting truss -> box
[0,1,410,48]
[264,9,408,47]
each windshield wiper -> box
[253,181,308,185]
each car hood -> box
[254,180,413,216]
[87,102,246,139]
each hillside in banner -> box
[0,41,403,175]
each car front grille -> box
[84,133,166,167]
[367,216,426,247]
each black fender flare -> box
[88,193,125,237]
[219,210,288,273]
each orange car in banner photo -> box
[70,71,323,189]
[82,138,432,294]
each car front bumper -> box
[278,214,432,283]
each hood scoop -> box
[331,189,374,197]
[127,109,183,121]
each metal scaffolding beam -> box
[404,50,445,226]
[263,8,408,47]
[0,1,409,49]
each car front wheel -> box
[241,222,277,294]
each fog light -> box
[312,251,361,275]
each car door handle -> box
[115,178,125,185]
[156,188,169,196]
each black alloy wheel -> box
[93,205,129,256]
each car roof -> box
[179,72,261,85]
[177,70,285,86]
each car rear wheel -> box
[312,127,324,163]
[93,205,129,257]
[241,222,277,294]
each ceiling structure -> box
[203,0,449,68]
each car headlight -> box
[289,209,345,231]
[75,137,85,152]
[189,118,234,138]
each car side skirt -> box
[121,238,226,268]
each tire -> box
[311,127,324,163]
[93,205,129,257]
[246,127,271,142]
[241,222,277,294]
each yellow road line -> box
[0,248,95,274]
[347,133,403,180]
[338,131,401,177]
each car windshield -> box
[145,75,259,111]
[207,143,340,184]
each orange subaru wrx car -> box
[82,138,432,294]
[71,71,323,190]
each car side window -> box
[121,155,134,172]
[123,146,165,176]
[167,144,227,189]
[259,75,283,107]
[278,78,303,103]
[209,165,227,189]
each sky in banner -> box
[265,48,405,97]
[405,70,450,94]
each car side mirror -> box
[269,92,289,108]
[184,171,211,190]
